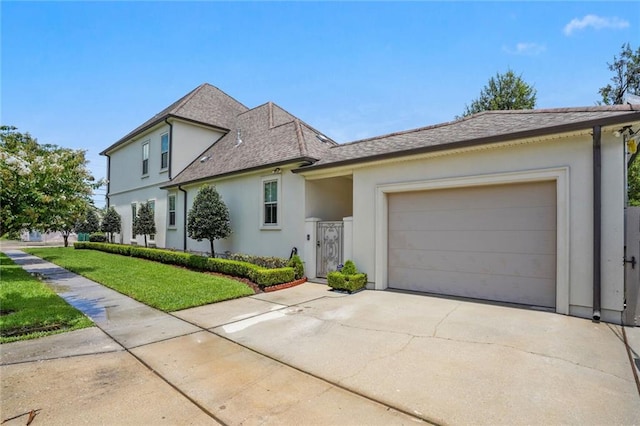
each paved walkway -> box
[1,250,422,425]
[3,249,640,425]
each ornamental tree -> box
[599,43,640,105]
[133,202,156,248]
[76,209,100,234]
[187,185,231,257]
[0,125,98,239]
[461,69,537,117]
[101,206,122,243]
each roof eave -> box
[293,112,640,173]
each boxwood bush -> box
[327,259,367,293]
[74,242,295,287]
[287,254,305,280]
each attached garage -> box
[387,181,557,308]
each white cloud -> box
[564,14,629,35]
[503,42,546,55]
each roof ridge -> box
[294,119,308,157]
[268,101,274,128]
[171,83,207,115]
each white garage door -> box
[388,181,556,308]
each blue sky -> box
[2,1,638,206]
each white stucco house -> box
[102,83,640,325]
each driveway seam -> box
[622,326,640,397]
[0,348,125,367]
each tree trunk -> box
[63,235,69,247]
[210,240,215,258]
[144,235,148,248]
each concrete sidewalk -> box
[1,250,423,425]
[3,249,640,425]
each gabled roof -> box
[101,83,248,155]
[166,102,337,187]
[296,105,640,172]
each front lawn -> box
[0,253,93,343]
[24,247,254,312]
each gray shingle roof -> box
[298,105,640,171]
[101,83,248,155]
[167,102,337,187]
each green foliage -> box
[187,185,231,257]
[629,157,640,206]
[26,247,254,312]
[73,242,296,287]
[461,69,536,118]
[0,125,98,238]
[0,253,93,343]
[89,233,107,242]
[287,254,305,279]
[599,43,640,105]
[101,206,121,243]
[340,260,358,275]
[228,253,288,268]
[76,209,100,234]
[133,201,156,248]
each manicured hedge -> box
[73,242,295,287]
[327,259,367,293]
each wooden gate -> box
[316,221,343,278]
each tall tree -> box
[101,206,122,243]
[76,209,100,235]
[133,202,156,248]
[187,185,231,257]
[461,69,537,117]
[599,43,640,105]
[0,126,98,238]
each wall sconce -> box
[272,168,281,174]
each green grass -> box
[23,247,254,311]
[1,253,93,344]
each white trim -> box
[260,175,282,230]
[160,132,169,171]
[167,193,177,229]
[375,167,570,315]
[141,140,150,177]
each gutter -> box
[105,154,111,208]
[179,186,188,251]
[165,118,174,179]
[593,125,602,321]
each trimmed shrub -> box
[287,254,304,280]
[227,253,288,269]
[89,233,107,242]
[73,242,294,287]
[327,259,367,293]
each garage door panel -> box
[389,230,556,254]
[388,267,556,307]
[389,206,555,232]
[388,181,556,308]
[389,249,556,279]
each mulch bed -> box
[203,271,307,294]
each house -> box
[102,83,640,325]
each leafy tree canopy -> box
[76,209,100,234]
[101,206,122,243]
[187,185,231,257]
[0,125,98,238]
[599,43,640,105]
[133,202,156,248]
[461,69,537,118]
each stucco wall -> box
[305,177,353,220]
[179,166,307,259]
[171,121,225,177]
[109,185,169,247]
[350,132,624,321]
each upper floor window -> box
[142,142,149,175]
[262,178,279,227]
[168,194,176,227]
[160,133,169,170]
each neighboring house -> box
[103,83,640,325]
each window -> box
[148,200,155,241]
[142,142,149,175]
[160,133,169,170]
[263,179,278,226]
[168,194,176,227]
[131,203,137,237]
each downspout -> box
[105,154,111,208]
[179,185,188,252]
[593,125,602,321]
[164,118,174,179]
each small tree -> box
[187,185,231,257]
[101,206,121,243]
[133,202,156,248]
[77,209,100,235]
[599,43,640,105]
[461,69,537,117]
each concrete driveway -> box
[2,249,639,425]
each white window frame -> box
[142,141,150,176]
[168,194,176,228]
[260,176,281,230]
[160,132,169,171]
